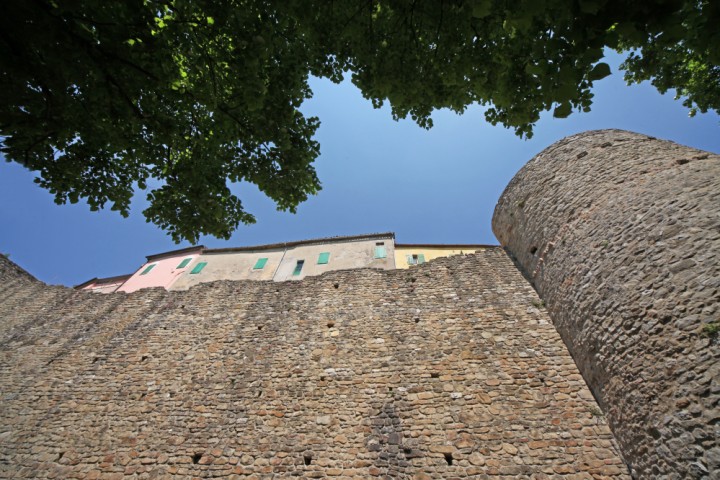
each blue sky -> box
[2,51,719,286]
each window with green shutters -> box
[317,252,330,264]
[253,257,268,270]
[292,260,304,276]
[374,246,387,259]
[406,254,426,266]
[190,262,207,274]
[140,264,156,275]
[176,258,192,269]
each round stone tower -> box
[492,129,719,478]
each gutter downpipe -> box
[271,244,288,282]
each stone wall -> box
[492,129,720,479]
[0,251,629,478]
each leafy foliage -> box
[1,1,718,242]
[0,0,321,242]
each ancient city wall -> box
[493,129,720,479]
[0,250,629,479]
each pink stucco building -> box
[116,246,203,293]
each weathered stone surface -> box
[0,250,628,478]
[493,129,720,479]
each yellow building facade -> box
[394,244,492,269]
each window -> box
[406,254,426,265]
[292,260,304,276]
[253,257,268,270]
[190,262,207,274]
[140,264,156,275]
[317,252,330,264]
[176,258,192,269]
[374,246,387,259]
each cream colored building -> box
[170,233,395,289]
[170,247,286,290]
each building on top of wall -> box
[394,244,493,269]
[74,274,132,294]
[116,246,204,293]
[82,233,396,293]
[171,232,396,290]
[77,233,496,293]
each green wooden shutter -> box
[317,252,330,264]
[292,260,304,276]
[418,254,426,264]
[140,264,156,275]
[253,257,268,269]
[374,246,386,259]
[176,258,192,269]
[406,255,414,265]
[190,262,207,274]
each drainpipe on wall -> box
[271,245,288,282]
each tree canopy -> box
[2,0,718,242]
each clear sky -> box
[2,51,719,286]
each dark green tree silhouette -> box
[1,1,717,242]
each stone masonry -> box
[493,130,720,479]
[0,249,629,479]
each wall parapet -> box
[0,250,629,478]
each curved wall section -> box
[492,129,720,478]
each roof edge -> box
[204,232,396,254]
[74,273,132,290]
[146,245,205,262]
[395,243,499,249]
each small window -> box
[176,258,192,269]
[376,242,385,245]
[406,254,426,265]
[253,257,268,270]
[190,262,207,274]
[374,246,387,259]
[140,264,156,275]
[292,260,304,276]
[317,252,330,264]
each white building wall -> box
[273,237,394,281]
[169,249,285,290]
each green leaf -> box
[553,102,572,118]
[556,82,578,101]
[525,63,544,76]
[472,1,492,18]
[588,62,612,81]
